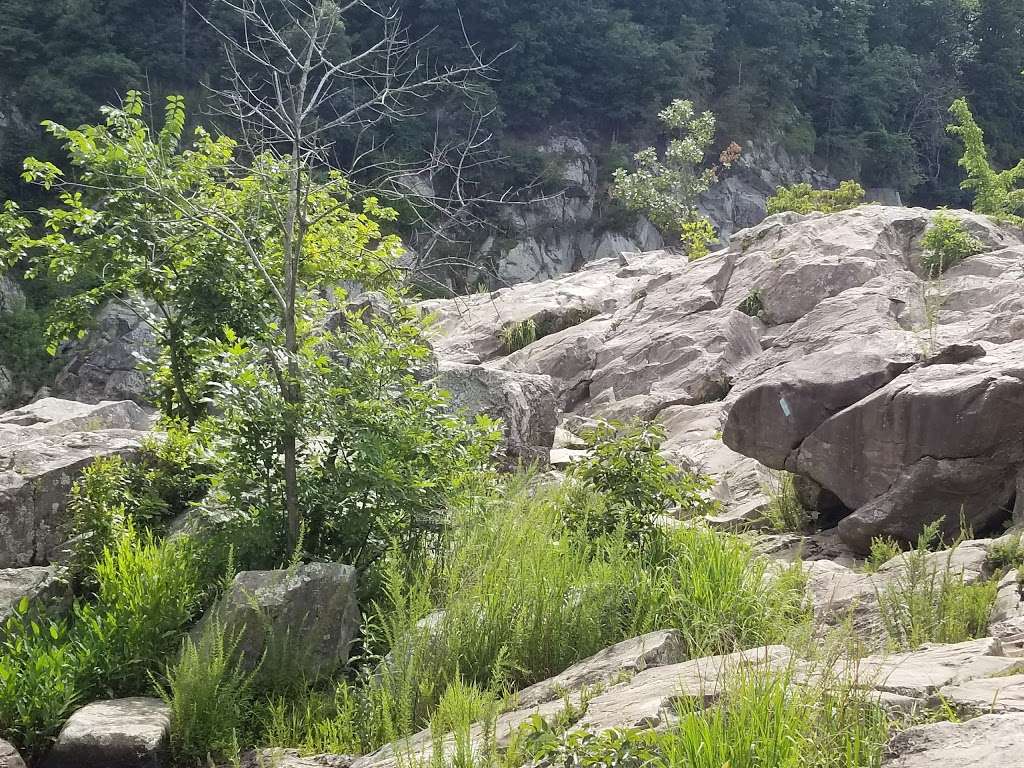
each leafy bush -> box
[877,522,998,649]
[987,534,1024,576]
[0,523,201,759]
[0,306,54,404]
[565,421,717,549]
[159,622,255,767]
[920,211,984,276]
[864,536,902,573]
[766,180,866,215]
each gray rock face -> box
[45,697,170,768]
[53,301,158,405]
[0,739,26,768]
[883,713,1024,768]
[201,563,361,679]
[0,565,71,622]
[434,362,556,467]
[0,398,152,567]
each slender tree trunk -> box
[282,142,303,553]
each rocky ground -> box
[2,205,1024,766]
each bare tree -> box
[193,0,503,547]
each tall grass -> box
[877,523,997,650]
[256,477,809,757]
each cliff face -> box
[463,135,841,288]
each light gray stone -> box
[0,739,26,768]
[199,563,361,680]
[434,362,556,467]
[0,565,71,621]
[937,673,1024,714]
[45,697,170,768]
[883,713,1024,768]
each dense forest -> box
[1,0,1023,208]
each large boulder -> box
[0,565,71,621]
[44,697,170,768]
[199,563,361,680]
[0,739,26,768]
[434,362,556,467]
[0,398,152,567]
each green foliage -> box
[737,288,764,318]
[253,476,806,756]
[766,180,866,215]
[864,536,902,573]
[159,621,255,767]
[0,522,201,759]
[565,421,717,549]
[947,98,1024,226]
[761,471,811,533]
[67,427,208,581]
[877,521,998,650]
[987,534,1024,577]
[202,304,500,572]
[0,306,53,404]
[500,319,538,354]
[610,99,731,252]
[920,211,984,275]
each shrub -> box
[761,471,811,533]
[920,211,984,276]
[987,534,1024,576]
[500,319,538,354]
[159,622,255,766]
[766,180,866,215]
[565,421,717,549]
[877,522,998,649]
[865,536,902,573]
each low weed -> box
[987,534,1024,576]
[864,536,902,573]
[877,522,997,649]
[499,319,537,353]
[761,470,811,533]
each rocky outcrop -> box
[199,563,361,680]
[434,362,557,467]
[44,697,170,768]
[0,398,153,567]
[0,565,71,622]
[423,205,1024,550]
[883,713,1024,767]
[53,301,158,405]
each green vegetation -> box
[920,212,984,276]
[865,536,902,573]
[761,471,811,533]
[947,98,1024,226]
[500,319,538,354]
[610,99,733,256]
[737,288,764,318]
[766,180,867,215]
[877,522,998,650]
[987,534,1024,577]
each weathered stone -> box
[845,638,1020,698]
[514,629,687,709]
[0,738,26,768]
[0,565,71,621]
[434,362,556,467]
[990,569,1024,627]
[883,713,1024,767]
[45,698,170,768]
[937,673,1024,714]
[0,399,151,567]
[199,563,361,679]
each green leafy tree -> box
[766,180,867,215]
[920,211,984,275]
[947,98,1024,225]
[611,100,737,257]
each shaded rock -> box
[0,739,26,768]
[45,697,170,768]
[514,629,687,709]
[883,713,1024,767]
[0,399,150,567]
[990,569,1024,627]
[991,615,1024,657]
[53,302,158,405]
[434,362,556,467]
[0,565,71,622]
[199,563,361,679]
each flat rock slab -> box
[883,713,1024,767]
[45,697,170,768]
[937,673,1024,714]
[846,638,1021,698]
[573,645,793,732]
[515,629,686,708]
